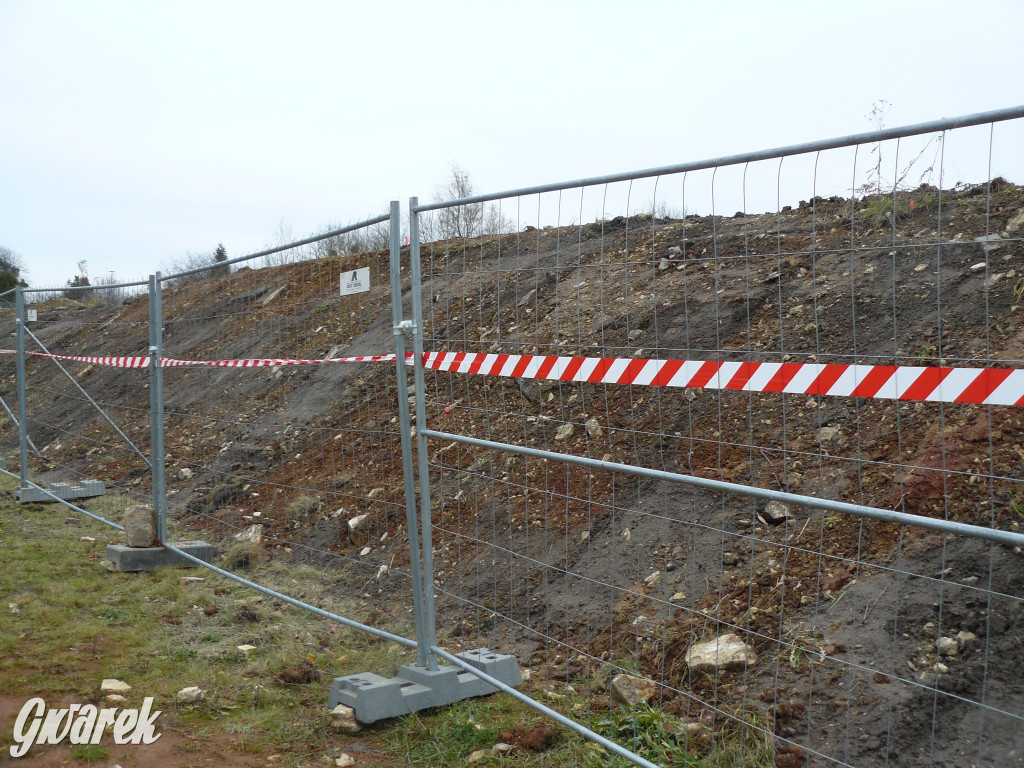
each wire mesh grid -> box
[155,222,420,634]
[0,281,156,527]
[413,118,1024,767]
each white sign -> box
[340,267,370,296]
[10,697,162,757]
[26,310,37,322]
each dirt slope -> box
[4,179,1024,767]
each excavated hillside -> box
[4,179,1024,767]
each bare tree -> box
[0,246,26,282]
[429,163,483,240]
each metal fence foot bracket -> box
[16,478,105,503]
[328,648,522,723]
[104,540,217,572]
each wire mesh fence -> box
[409,111,1024,767]
[2,107,1024,767]
[155,218,420,633]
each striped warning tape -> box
[2,348,1022,406]
[0,350,396,368]
[418,351,1024,407]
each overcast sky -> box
[2,0,1023,289]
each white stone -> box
[761,501,791,525]
[101,679,132,694]
[176,686,206,703]
[180,576,205,585]
[348,514,370,546]
[80,536,96,543]
[105,694,127,705]
[237,644,257,655]
[684,633,757,673]
[330,704,361,733]
[957,630,977,647]
[234,524,263,543]
[555,423,574,440]
[492,742,515,753]
[609,673,659,706]
[467,749,488,763]
[585,417,603,439]
[176,467,194,480]
[937,636,959,657]
[335,754,356,767]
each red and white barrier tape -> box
[419,351,1024,407]
[0,350,396,368]
[2,348,1023,406]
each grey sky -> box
[2,0,1022,289]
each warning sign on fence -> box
[340,268,370,296]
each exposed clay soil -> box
[4,180,1024,767]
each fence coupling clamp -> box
[149,346,159,354]
[393,321,416,335]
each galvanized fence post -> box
[148,274,168,543]
[387,200,431,668]
[14,285,29,488]
[408,196,439,670]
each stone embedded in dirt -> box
[957,630,977,649]
[105,694,127,705]
[124,505,157,548]
[234,524,263,543]
[609,673,659,706]
[761,501,791,525]
[492,742,515,754]
[1007,210,1024,234]
[658,258,671,271]
[101,679,132,694]
[348,514,370,546]
[81,536,96,543]
[975,233,1004,253]
[723,551,739,566]
[261,285,286,307]
[937,636,959,657]
[330,704,361,733]
[684,633,757,673]
[555,423,574,440]
[497,722,558,751]
[585,417,603,438]
[335,753,356,767]
[176,467,193,480]
[467,749,488,763]
[818,425,841,442]
[237,644,257,655]
[177,686,205,703]
[180,576,205,585]
[516,288,538,307]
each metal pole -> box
[388,200,431,669]
[424,429,1024,549]
[408,197,439,670]
[22,324,151,468]
[14,286,29,488]
[148,274,167,544]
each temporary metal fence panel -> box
[409,108,1024,767]
[1,279,155,526]
[151,215,426,641]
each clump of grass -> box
[68,744,110,762]
[285,494,321,520]
[223,541,264,571]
